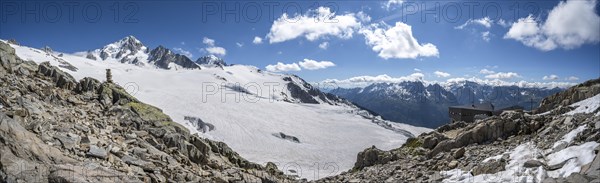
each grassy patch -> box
[402,137,422,149]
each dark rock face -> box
[149,46,200,69]
[272,132,300,143]
[0,41,297,183]
[284,75,344,105]
[196,55,227,67]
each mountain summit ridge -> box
[83,36,226,70]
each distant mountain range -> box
[330,80,563,128]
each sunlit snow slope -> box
[6,40,431,180]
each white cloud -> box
[484,72,521,79]
[543,74,559,80]
[414,68,421,72]
[384,0,404,10]
[497,19,511,28]
[203,37,215,46]
[566,76,579,81]
[236,42,243,47]
[180,42,186,45]
[504,0,600,51]
[202,37,227,56]
[482,31,491,42]
[485,65,499,69]
[455,17,493,29]
[479,69,496,74]
[253,36,263,44]
[266,7,362,43]
[205,47,226,56]
[265,62,301,72]
[434,71,451,78]
[318,42,329,50]
[356,11,372,22]
[298,59,336,70]
[359,21,439,59]
[173,47,193,58]
[320,73,425,88]
[445,77,576,89]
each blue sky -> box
[1,0,598,86]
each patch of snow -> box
[552,125,587,149]
[441,140,599,183]
[547,142,599,178]
[565,94,600,115]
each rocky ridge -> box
[0,41,298,182]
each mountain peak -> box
[196,54,227,67]
[94,35,148,62]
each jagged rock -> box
[149,46,200,69]
[87,145,108,159]
[75,77,100,93]
[37,62,76,89]
[7,39,19,45]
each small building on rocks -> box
[449,103,495,123]
[449,103,525,123]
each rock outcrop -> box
[149,46,200,70]
[537,78,600,114]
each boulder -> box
[87,145,108,159]
[354,145,394,170]
[524,159,545,168]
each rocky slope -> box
[0,41,297,182]
[317,79,600,183]
[536,78,600,114]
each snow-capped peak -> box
[196,54,227,67]
[84,35,149,66]
[99,35,147,59]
